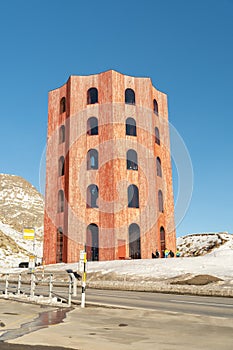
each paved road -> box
[0,298,233,350]
[85,288,233,318]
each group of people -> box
[152,248,181,259]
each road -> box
[1,277,233,319]
[0,295,233,350]
[85,288,233,318]
[1,289,233,350]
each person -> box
[164,248,169,258]
[176,249,181,257]
[152,249,160,259]
[170,250,174,257]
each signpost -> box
[28,255,36,273]
[80,250,87,308]
[23,227,36,273]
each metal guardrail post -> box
[30,273,36,298]
[5,274,9,296]
[68,276,72,307]
[72,275,77,297]
[42,261,45,280]
[17,274,21,295]
[49,274,53,300]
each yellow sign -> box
[23,228,35,240]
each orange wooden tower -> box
[43,70,176,264]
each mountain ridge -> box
[0,174,44,266]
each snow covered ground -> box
[39,245,233,281]
[0,229,232,284]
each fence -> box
[0,271,80,307]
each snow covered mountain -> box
[0,174,44,267]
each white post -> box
[33,226,36,263]
[49,274,53,300]
[81,281,86,308]
[5,274,9,296]
[68,278,72,307]
[42,260,45,280]
[81,252,87,308]
[30,273,35,298]
[72,274,77,297]
[17,274,21,295]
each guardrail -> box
[0,271,80,307]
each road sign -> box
[79,250,87,272]
[23,228,35,240]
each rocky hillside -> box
[177,232,233,256]
[0,174,44,232]
[0,174,44,267]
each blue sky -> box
[0,0,232,236]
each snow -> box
[38,250,232,281]
[0,228,232,283]
[31,232,232,281]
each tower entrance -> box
[129,223,141,259]
[86,224,99,261]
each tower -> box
[43,70,176,264]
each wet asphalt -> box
[1,299,233,349]
[0,345,77,350]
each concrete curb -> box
[87,280,233,298]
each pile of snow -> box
[84,250,233,280]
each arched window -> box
[160,226,165,241]
[128,184,139,208]
[58,190,64,213]
[58,156,65,176]
[60,97,66,114]
[126,117,137,136]
[86,224,99,261]
[129,223,141,259]
[153,99,158,115]
[156,157,162,177]
[87,117,98,135]
[125,88,135,105]
[127,149,138,170]
[158,190,164,212]
[155,127,160,145]
[59,125,65,144]
[160,226,166,256]
[56,227,63,263]
[87,184,99,208]
[87,88,98,104]
[87,149,98,170]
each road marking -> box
[169,299,233,308]
[92,291,141,299]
